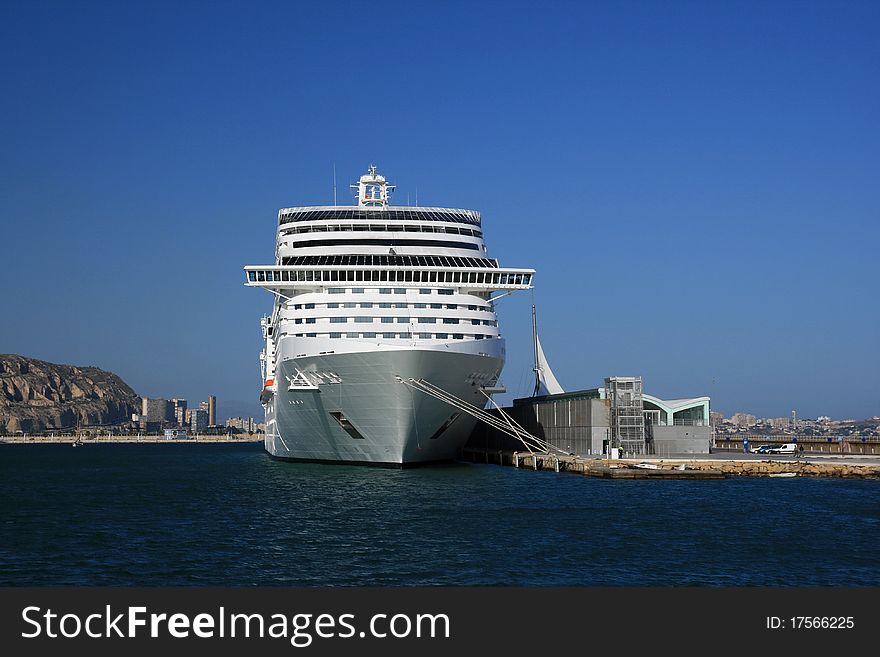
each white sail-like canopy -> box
[535,336,565,395]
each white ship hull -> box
[264,337,504,466]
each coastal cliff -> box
[0,355,140,433]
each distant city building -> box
[818,415,832,422]
[730,412,757,428]
[141,397,173,423]
[171,399,187,427]
[710,411,725,427]
[769,417,790,429]
[225,417,257,434]
[190,409,208,433]
[208,395,216,427]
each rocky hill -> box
[0,355,140,434]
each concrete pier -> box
[459,448,724,478]
[458,447,880,479]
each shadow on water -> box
[1,443,878,586]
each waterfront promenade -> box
[714,434,880,456]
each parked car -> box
[754,445,773,454]
[766,443,797,454]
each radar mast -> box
[351,164,395,207]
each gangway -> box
[396,377,571,458]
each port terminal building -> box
[467,377,711,457]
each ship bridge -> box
[244,265,533,292]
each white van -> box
[767,443,797,454]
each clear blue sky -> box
[1,0,877,420]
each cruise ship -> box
[244,166,534,466]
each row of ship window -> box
[279,209,481,226]
[285,332,491,340]
[293,317,498,325]
[292,300,490,310]
[329,287,455,295]
[282,224,483,238]
[248,269,531,286]
[281,255,498,268]
[288,238,481,251]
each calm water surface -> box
[1,443,878,586]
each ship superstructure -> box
[244,166,534,465]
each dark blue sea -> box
[1,443,878,586]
